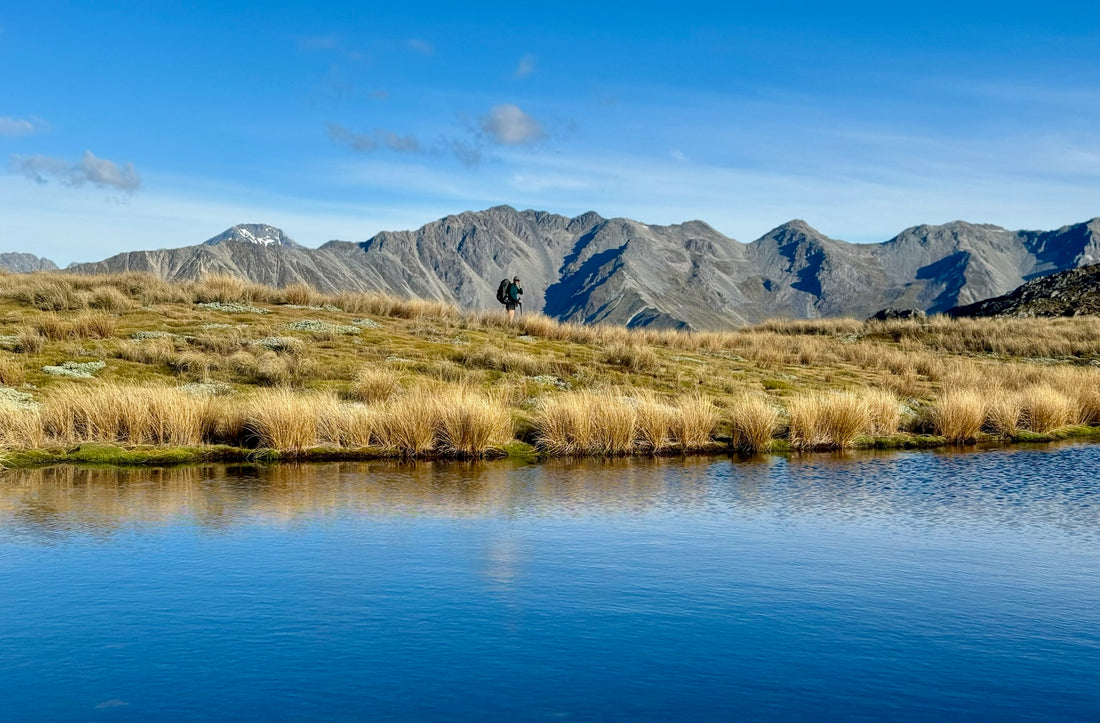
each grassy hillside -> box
[2,271,1100,466]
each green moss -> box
[502,440,541,461]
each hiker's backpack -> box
[496,279,510,305]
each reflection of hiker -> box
[496,276,523,321]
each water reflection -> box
[2,444,1098,541]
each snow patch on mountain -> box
[203,224,299,248]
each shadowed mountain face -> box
[64,209,1100,329]
[0,252,58,273]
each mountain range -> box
[5,208,1099,329]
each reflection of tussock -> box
[4,448,1098,540]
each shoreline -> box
[5,425,1100,470]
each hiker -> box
[496,276,523,321]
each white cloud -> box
[480,104,545,146]
[326,123,421,153]
[0,116,46,137]
[10,150,141,192]
[406,38,434,55]
[514,54,536,79]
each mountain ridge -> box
[51,207,1100,329]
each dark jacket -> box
[508,283,523,302]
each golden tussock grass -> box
[670,393,720,451]
[319,403,379,448]
[633,391,676,453]
[862,388,902,436]
[39,383,205,446]
[0,403,44,448]
[931,390,986,443]
[728,394,782,453]
[88,286,133,311]
[244,388,330,451]
[433,388,512,456]
[786,392,871,450]
[983,390,1022,437]
[13,328,46,354]
[599,343,659,372]
[1018,385,1076,433]
[0,355,26,386]
[536,392,596,455]
[375,388,442,455]
[350,366,401,403]
[536,391,642,455]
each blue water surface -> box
[1,445,1099,721]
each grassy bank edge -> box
[5,427,1100,470]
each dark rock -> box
[868,308,928,322]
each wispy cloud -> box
[513,53,536,79]
[0,116,47,137]
[406,38,434,56]
[326,123,421,153]
[480,104,545,146]
[9,150,141,192]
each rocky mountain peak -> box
[0,252,58,273]
[203,224,300,248]
[759,219,829,246]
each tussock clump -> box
[456,346,556,376]
[376,388,439,455]
[984,391,1022,437]
[88,286,133,311]
[189,329,248,355]
[5,276,85,311]
[786,392,870,449]
[863,388,902,436]
[244,388,334,451]
[0,355,25,386]
[435,388,512,456]
[931,390,986,443]
[600,343,659,372]
[670,393,720,451]
[536,392,596,455]
[633,391,676,453]
[350,366,401,403]
[537,391,639,455]
[728,394,781,453]
[193,274,270,304]
[13,328,45,354]
[588,393,638,455]
[0,402,43,448]
[1019,385,1075,433]
[280,282,322,307]
[116,338,177,366]
[319,403,379,448]
[38,383,204,446]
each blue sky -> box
[2,1,1099,263]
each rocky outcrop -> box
[948,263,1100,317]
